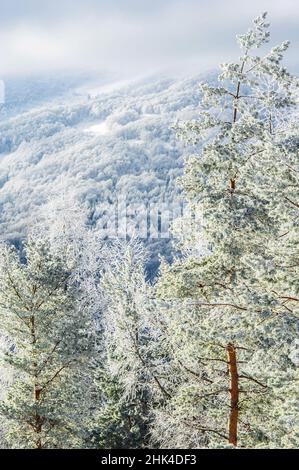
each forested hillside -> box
[0,73,206,274]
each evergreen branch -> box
[34,275,70,310]
[188,420,228,440]
[40,361,73,393]
[177,358,214,384]
[284,163,299,174]
[198,357,229,364]
[196,389,229,399]
[192,302,247,311]
[36,340,62,376]
[129,330,172,399]
[285,196,299,209]
[279,296,299,303]
[6,272,32,329]
[239,374,268,389]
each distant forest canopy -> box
[0,72,217,276]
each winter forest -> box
[0,7,298,450]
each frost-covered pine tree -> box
[0,200,102,449]
[95,240,170,448]
[154,13,299,448]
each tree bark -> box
[226,343,239,447]
[34,386,43,449]
[30,314,43,449]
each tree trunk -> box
[226,343,239,447]
[31,314,43,449]
[34,386,42,449]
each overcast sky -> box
[0,0,298,77]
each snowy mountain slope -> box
[0,73,203,273]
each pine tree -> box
[89,369,148,449]
[0,202,101,449]
[153,13,299,448]
[95,240,170,448]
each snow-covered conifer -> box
[0,201,102,448]
[154,13,299,448]
[97,240,170,447]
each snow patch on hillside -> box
[84,121,110,136]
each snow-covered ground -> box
[84,121,110,136]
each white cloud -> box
[0,0,298,77]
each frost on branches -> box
[154,13,299,448]
[0,200,102,449]
[96,240,171,448]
